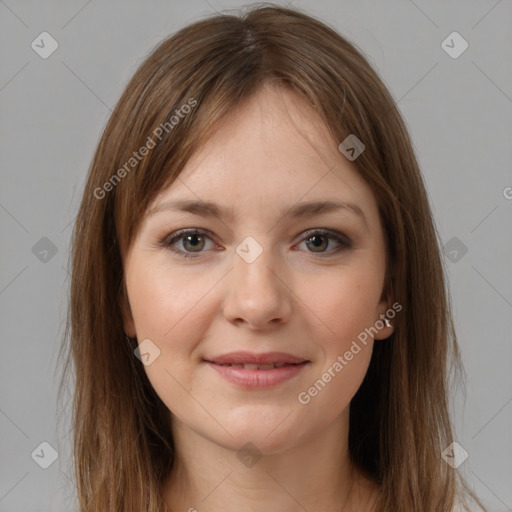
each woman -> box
[60,4,486,511]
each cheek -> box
[126,257,216,342]
[125,257,225,398]
[303,261,383,348]
[125,261,218,414]
[299,342,373,425]
[296,264,380,406]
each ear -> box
[120,280,136,338]
[373,292,395,341]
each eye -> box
[161,227,351,259]
[296,229,352,255]
[163,229,217,259]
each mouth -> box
[209,362,300,370]
[204,351,308,366]
[203,352,310,389]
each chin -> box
[214,414,307,454]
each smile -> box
[206,360,309,389]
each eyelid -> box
[162,228,220,258]
[295,228,351,247]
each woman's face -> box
[121,84,392,453]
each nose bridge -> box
[223,235,291,327]
[235,238,277,290]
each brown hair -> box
[59,4,486,511]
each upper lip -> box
[205,352,308,365]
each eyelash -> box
[160,228,352,259]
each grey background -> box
[0,0,511,510]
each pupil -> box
[309,235,327,251]
[185,235,204,251]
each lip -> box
[204,352,310,389]
[205,351,308,365]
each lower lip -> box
[205,361,309,389]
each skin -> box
[121,84,393,512]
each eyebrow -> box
[145,199,368,229]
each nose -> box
[222,242,293,330]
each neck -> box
[163,409,378,512]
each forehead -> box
[148,85,378,225]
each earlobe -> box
[374,312,394,341]
[374,298,395,341]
